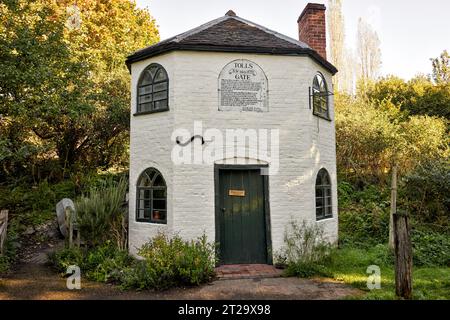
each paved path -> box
[0,262,363,300]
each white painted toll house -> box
[126,3,338,265]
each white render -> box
[128,50,338,259]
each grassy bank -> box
[325,246,450,300]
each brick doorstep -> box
[215,264,283,280]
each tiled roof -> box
[126,12,337,75]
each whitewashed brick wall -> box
[129,51,338,258]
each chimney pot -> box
[297,3,327,59]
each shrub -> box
[49,233,216,291]
[339,208,390,248]
[120,233,216,291]
[403,158,450,226]
[76,177,128,249]
[119,260,155,290]
[48,247,85,273]
[0,224,19,275]
[48,242,133,283]
[83,243,134,283]
[0,256,10,274]
[337,181,355,208]
[411,228,450,267]
[277,220,332,278]
[338,182,390,247]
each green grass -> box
[324,246,450,300]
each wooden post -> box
[66,208,73,248]
[394,210,413,300]
[76,228,81,248]
[389,164,398,250]
[0,210,9,255]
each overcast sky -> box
[135,0,450,80]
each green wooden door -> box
[218,169,267,264]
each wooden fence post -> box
[0,210,9,255]
[389,164,398,250]
[394,210,413,299]
[66,207,73,248]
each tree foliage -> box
[431,50,450,84]
[362,74,450,120]
[335,92,448,184]
[336,52,449,226]
[0,0,159,182]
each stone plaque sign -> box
[219,59,268,112]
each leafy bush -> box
[76,177,128,249]
[338,182,390,247]
[49,233,216,291]
[337,181,355,208]
[0,172,128,231]
[277,220,332,278]
[48,247,85,273]
[120,233,216,291]
[339,209,389,248]
[0,221,19,275]
[411,228,450,267]
[0,256,10,274]
[403,158,450,225]
[0,180,77,227]
[119,260,155,290]
[48,242,133,283]
[83,244,134,283]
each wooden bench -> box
[0,210,8,255]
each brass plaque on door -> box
[229,190,246,197]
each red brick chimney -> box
[297,3,327,59]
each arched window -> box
[136,64,169,114]
[312,73,330,120]
[136,168,167,224]
[315,168,332,220]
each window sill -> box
[316,216,333,222]
[134,108,169,116]
[313,113,332,122]
[136,219,167,225]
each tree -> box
[328,0,355,93]
[431,50,450,84]
[0,0,160,180]
[328,0,344,90]
[335,91,448,248]
[356,18,382,82]
[364,75,450,120]
[335,93,447,184]
[0,0,89,179]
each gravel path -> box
[0,262,363,300]
[1,229,363,300]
